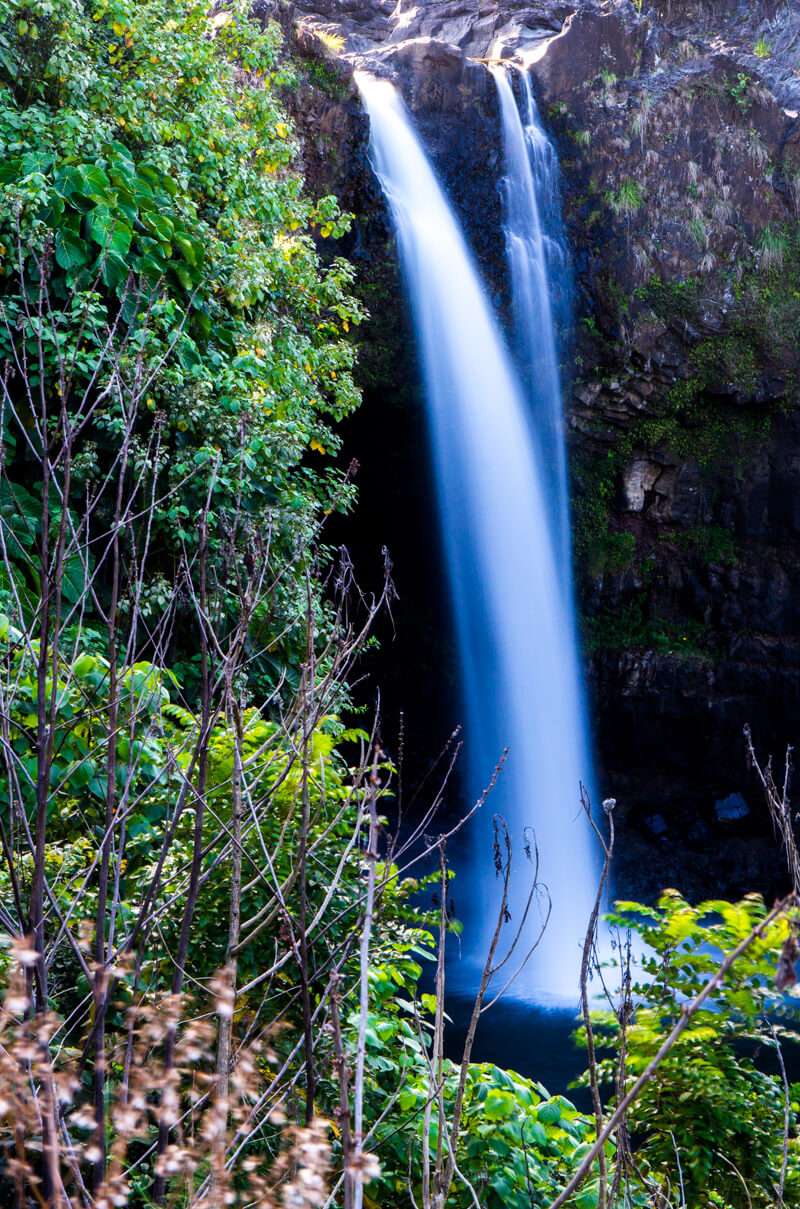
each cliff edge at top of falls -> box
[283,0,800,108]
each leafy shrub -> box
[729,72,752,113]
[0,0,364,685]
[582,892,800,1208]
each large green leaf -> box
[141,211,174,244]
[174,232,202,266]
[78,164,113,203]
[137,161,177,198]
[87,206,132,257]
[0,156,21,184]
[54,165,89,204]
[54,229,88,271]
[171,264,194,291]
[22,150,53,176]
[100,251,129,291]
[537,1100,562,1125]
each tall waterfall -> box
[358,73,596,1000]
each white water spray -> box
[358,73,596,1000]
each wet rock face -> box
[279,0,800,846]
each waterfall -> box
[358,73,596,1001]
[492,66,572,587]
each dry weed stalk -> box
[744,724,800,895]
[578,790,615,1209]
[413,782,554,1209]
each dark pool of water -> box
[441,989,800,1119]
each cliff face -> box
[276,0,800,880]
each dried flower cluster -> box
[0,944,338,1208]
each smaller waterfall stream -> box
[358,73,596,1001]
[492,66,572,586]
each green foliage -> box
[0,0,364,687]
[759,223,786,269]
[595,530,636,572]
[0,610,603,1204]
[0,628,172,842]
[298,51,349,101]
[0,479,47,622]
[607,180,643,219]
[583,603,715,658]
[0,619,362,988]
[729,72,752,112]
[581,529,636,579]
[639,274,704,322]
[671,523,736,566]
[573,446,620,568]
[366,1034,597,1209]
[754,36,772,59]
[630,391,773,473]
[582,892,800,1207]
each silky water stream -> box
[358,70,601,1081]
